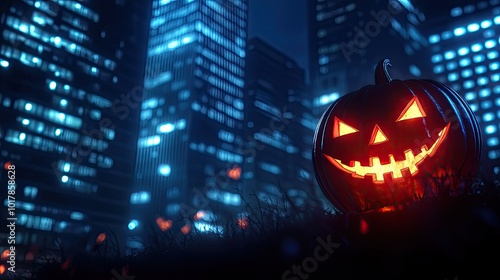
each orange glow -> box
[156,217,172,231]
[360,218,369,234]
[0,265,5,275]
[237,217,249,229]
[377,206,396,213]
[96,233,106,244]
[333,117,358,138]
[1,250,9,260]
[180,224,191,235]
[325,123,450,183]
[369,125,388,145]
[396,97,426,122]
[3,162,11,170]
[227,166,241,180]
[194,211,205,221]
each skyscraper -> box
[419,0,500,178]
[128,0,248,247]
[0,0,150,253]
[307,0,430,117]
[243,37,320,213]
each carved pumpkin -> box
[313,59,482,213]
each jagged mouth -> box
[324,123,450,183]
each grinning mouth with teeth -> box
[324,123,450,184]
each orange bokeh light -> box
[96,233,106,244]
[193,211,205,221]
[0,265,5,275]
[180,224,191,235]
[3,162,11,170]
[227,166,241,180]
[237,217,249,229]
[360,218,369,234]
[156,217,172,231]
[1,250,9,260]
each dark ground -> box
[12,180,500,280]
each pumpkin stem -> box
[375,59,393,84]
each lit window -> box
[471,43,482,52]
[158,164,171,176]
[158,123,175,133]
[482,100,493,109]
[60,99,67,107]
[461,69,472,78]
[463,80,475,89]
[483,112,495,122]
[22,119,30,125]
[61,175,69,183]
[444,50,456,60]
[480,88,491,98]
[128,220,139,230]
[433,65,444,73]
[481,20,492,29]
[487,137,499,147]
[490,62,499,70]
[467,23,480,32]
[459,58,471,67]
[448,72,459,81]
[0,55,10,67]
[130,191,151,204]
[441,31,453,40]
[451,7,462,17]
[465,92,476,100]
[486,124,497,134]
[477,77,489,86]
[495,86,500,94]
[495,15,500,25]
[429,34,440,44]
[492,74,500,82]
[458,47,469,56]
[431,54,443,63]
[24,186,38,199]
[25,103,33,111]
[475,65,487,74]
[488,150,500,159]
[488,51,499,59]
[138,135,160,147]
[470,103,478,112]
[454,27,466,36]
[485,40,497,48]
[473,54,485,63]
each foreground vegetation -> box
[6,176,500,280]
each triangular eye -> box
[333,117,358,138]
[396,97,426,122]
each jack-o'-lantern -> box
[313,59,482,213]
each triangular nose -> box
[369,125,388,145]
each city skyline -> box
[0,0,499,264]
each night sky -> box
[248,0,309,80]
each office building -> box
[0,0,150,253]
[244,37,321,213]
[307,0,430,117]
[128,0,248,247]
[420,0,500,177]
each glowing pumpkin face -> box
[312,59,482,213]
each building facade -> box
[307,0,430,117]
[243,37,322,214]
[128,0,248,247]
[420,0,500,178]
[0,0,150,253]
